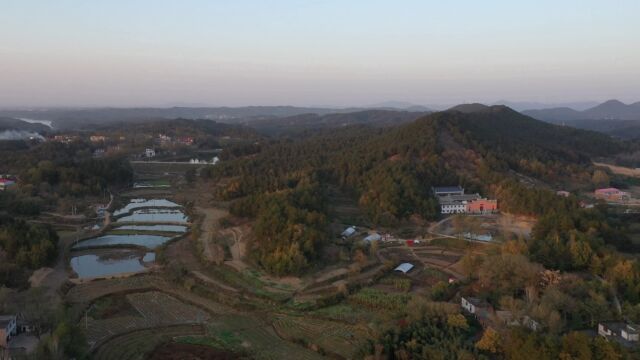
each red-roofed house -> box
[595,188,630,202]
[467,198,498,214]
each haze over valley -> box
[2,1,640,359]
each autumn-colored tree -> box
[353,249,368,267]
[446,313,469,330]
[476,327,501,354]
[592,169,610,188]
[459,251,483,278]
[592,336,622,360]
[568,238,593,269]
[501,238,528,255]
[559,332,592,360]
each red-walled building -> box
[467,198,498,214]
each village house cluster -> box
[433,186,498,215]
[461,296,542,332]
[156,134,195,147]
[461,296,639,348]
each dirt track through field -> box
[197,207,228,262]
[594,162,640,177]
[223,225,249,271]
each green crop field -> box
[271,314,371,358]
[203,315,324,360]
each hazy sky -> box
[1,0,639,107]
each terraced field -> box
[409,245,465,279]
[66,275,161,303]
[271,314,370,358]
[206,315,324,360]
[66,275,233,316]
[93,324,205,360]
[127,291,209,325]
[86,292,211,349]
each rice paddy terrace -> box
[65,178,401,359]
[69,196,190,280]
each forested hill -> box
[96,118,260,139]
[243,110,429,136]
[0,117,50,133]
[206,105,629,275]
[413,105,624,166]
[215,105,626,219]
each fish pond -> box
[70,249,154,279]
[72,234,172,250]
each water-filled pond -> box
[114,224,187,233]
[113,198,181,216]
[116,209,188,223]
[133,182,170,188]
[72,234,172,249]
[142,252,156,262]
[70,250,151,279]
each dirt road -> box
[197,207,228,263]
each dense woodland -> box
[205,107,627,276]
[94,118,259,141]
[198,107,640,358]
[229,178,327,275]
[0,216,58,287]
[0,141,133,287]
[0,140,133,214]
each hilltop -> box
[0,117,51,133]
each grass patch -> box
[312,303,372,323]
[430,237,473,250]
[348,287,411,312]
[88,293,139,319]
[148,178,171,186]
[206,266,292,302]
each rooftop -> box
[433,186,464,194]
[341,226,356,237]
[394,263,414,274]
[463,296,491,308]
[438,193,481,205]
[595,188,624,193]
[601,322,639,335]
[364,233,382,242]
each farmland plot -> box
[271,314,370,358]
[93,324,205,360]
[127,291,210,325]
[86,292,210,350]
[206,315,324,360]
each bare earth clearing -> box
[593,161,640,177]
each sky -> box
[1,0,639,108]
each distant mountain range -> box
[3,100,640,140]
[491,100,600,112]
[244,109,430,136]
[366,101,432,112]
[0,106,430,130]
[523,100,640,122]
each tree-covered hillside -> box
[205,106,628,275]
